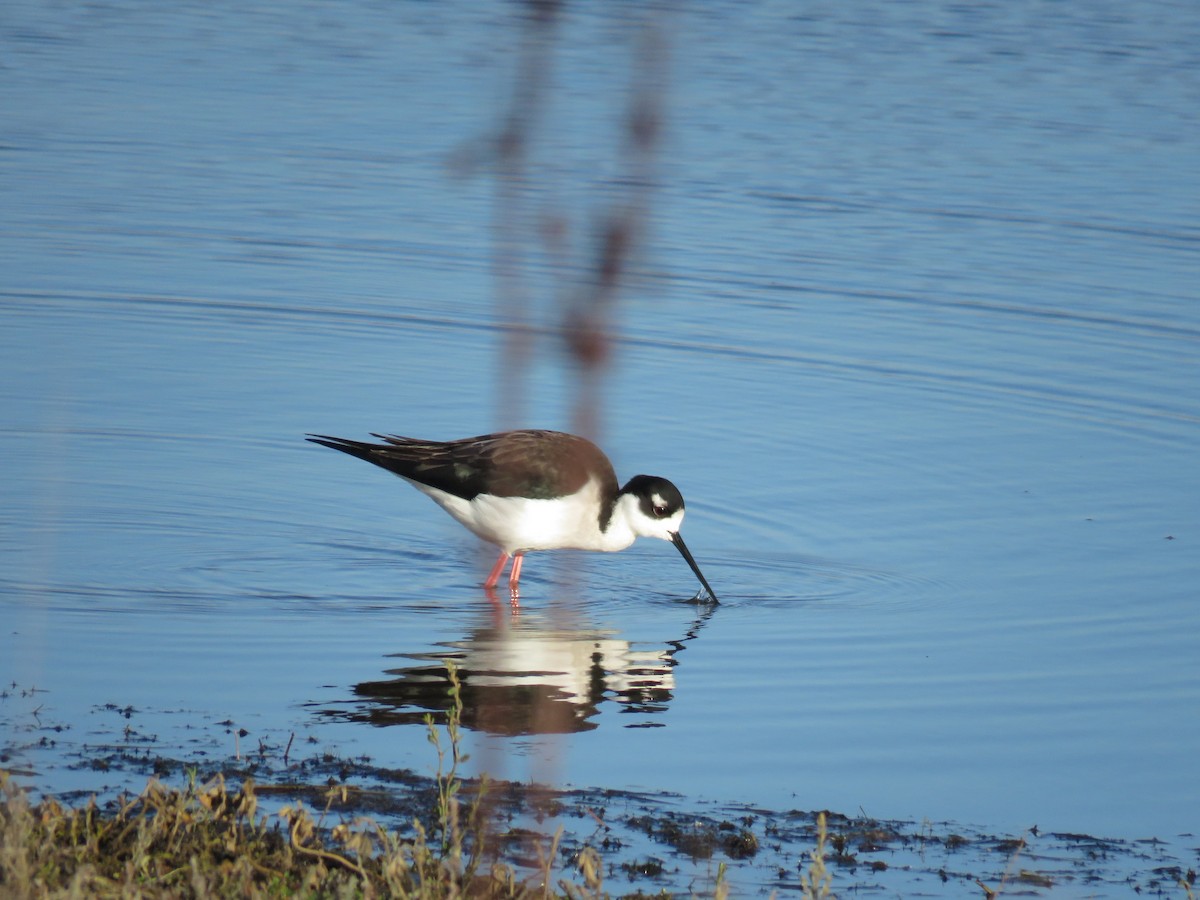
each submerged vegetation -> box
[2,667,1196,898]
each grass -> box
[0,663,610,898]
[797,813,833,899]
[1,759,840,899]
[0,764,562,898]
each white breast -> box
[403,476,637,554]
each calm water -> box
[2,0,1198,884]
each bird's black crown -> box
[622,475,686,519]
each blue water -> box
[2,0,1197,877]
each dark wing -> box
[306,430,619,502]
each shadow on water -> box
[311,600,717,735]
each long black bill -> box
[670,532,719,603]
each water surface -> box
[2,2,1197,892]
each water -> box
[2,0,1197,886]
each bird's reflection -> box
[317,602,714,735]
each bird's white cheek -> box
[658,510,685,540]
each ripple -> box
[701,551,950,612]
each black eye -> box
[653,504,668,517]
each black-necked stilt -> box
[306,429,718,602]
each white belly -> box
[404,477,636,554]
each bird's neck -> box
[594,491,640,552]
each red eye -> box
[653,505,668,517]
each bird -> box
[306,429,718,602]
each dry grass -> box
[0,765,604,898]
[0,663,611,899]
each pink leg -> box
[508,552,525,590]
[484,550,510,590]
